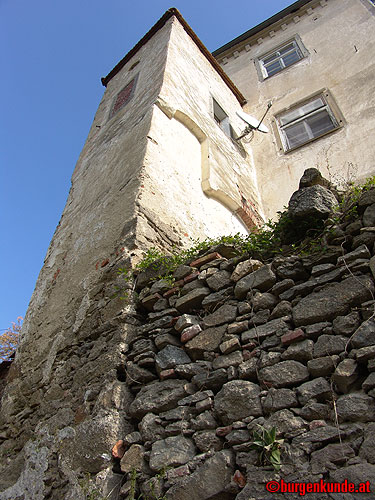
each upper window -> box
[276,93,342,152]
[257,36,308,80]
[212,98,235,139]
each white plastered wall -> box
[139,17,265,244]
[217,0,375,219]
[141,104,247,242]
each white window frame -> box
[256,35,308,80]
[275,90,344,153]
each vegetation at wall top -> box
[115,178,373,291]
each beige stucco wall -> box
[17,21,175,369]
[217,0,375,219]
[141,105,247,241]
[146,17,264,233]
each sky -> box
[0,0,295,332]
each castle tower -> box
[0,9,263,498]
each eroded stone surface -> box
[155,345,191,371]
[242,318,288,343]
[214,380,262,424]
[184,325,227,359]
[296,377,331,405]
[293,276,374,326]
[202,304,237,328]
[175,288,211,313]
[332,359,358,393]
[258,360,309,388]
[336,393,375,422]
[234,264,276,299]
[231,259,263,282]
[120,444,148,473]
[351,318,375,349]
[262,388,298,414]
[165,450,234,500]
[149,436,196,471]
[288,185,338,219]
[129,380,189,418]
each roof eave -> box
[101,8,247,106]
[212,0,313,57]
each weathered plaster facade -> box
[214,0,375,219]
[1,1,375,498]
[140,16,265,241]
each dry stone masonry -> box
[102,183,375,499]
[3,175,375,499]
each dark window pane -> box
[278,43,296,56]
[306,111,336,137]
[263,53,279,64]
[280,98,324,126]
[282,50,301,68]
[265,60,283,76]
[262,40,303,77]
[213,99,227,122]
[279,107,304,126]
[284,122,310,149]
[220,117,231,137]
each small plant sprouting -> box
[128,467,168,500]
[148,467,168,500]
[334,175,375,222]
[128,468,138,500]
[251,425,284,471]
[79,473,109,500]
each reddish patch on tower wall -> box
[115,247,126,257]
[53,269,60,281]
[236,184,263,231]
[235,207,259,231]
[109,76,138,119]
[74,405,88,424]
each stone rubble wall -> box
[3,180,375,499]
[114,187,375,500]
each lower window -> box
[276,93,342,152]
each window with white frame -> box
[212,98,235,139]
[276,94,342,152]
[258,37,307,79]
